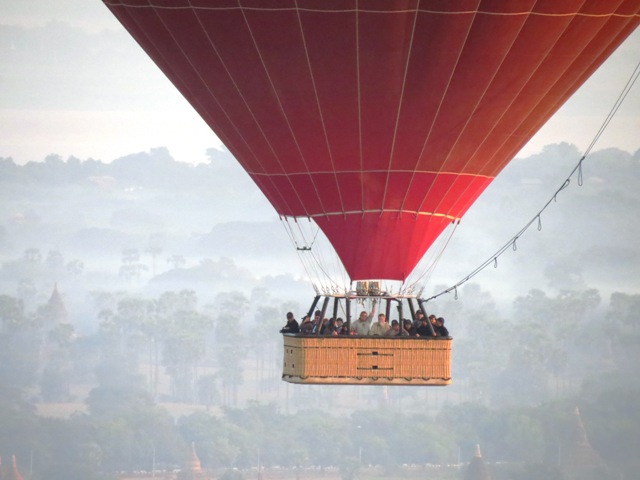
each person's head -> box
[314,310,322,320]
[336,317,344,327]
[378,313,386,323]
[404,319,413,329]
[390,319,399,331]
[436,317,445,326]
[416,311,424,320]
[429,314,437,324]
[286,312,294,321]
[359,311,368,322]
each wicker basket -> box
[282,335,452,385]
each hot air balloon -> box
[103,0,640,385]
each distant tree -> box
[95,297,150,389]
[40,323,76,402]
[119,248,147,282]
[146,233,165,276]
[167,254,186,270]
[24,247,42,264]
[213,292,250,405]
[143,290,211,401]
[85,386,185,472]
[16,278,38,307]
[162,309,212,402]
[178,412,236,468]
[197,373,220,408]
[66,259,85,277]
[0,294,27,330]
[218,469,245,480]
[249,305,281,395]
[86,386,154,417]
[45,249,66,273]
[0,295,41,390]
[0,385,39,472]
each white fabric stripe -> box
[479,11,635,173]
[380,2,420,212]
[423,4,530,219]
[356,0,364,213]
[236,0,322,216]
[247,169,494,179]
[294,0,347,216]
[398,1,480,216]
[140,0,302,215]
[104,2,640,19]
[296,210,459,220]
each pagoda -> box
[562,406,606,478]
[178,443,211,480]
[4,455,24,480]
[464,444,492,480]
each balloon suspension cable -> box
[280,216,349,295]
[423,54,640,305]
[281,217,320,295]
[403,219,460,295]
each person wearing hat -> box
[279,312,300,334]
[385,319,401,336]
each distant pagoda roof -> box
[178,443,211,480]
[465,444,492,480]
[562,406,605,474]
[5,455,24,480]
[45,283,68,324]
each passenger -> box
[279,312,300,334]
[318,317,329,334]
[350,299,377,335]
[321,318,338,335]
[429,314,437,328]
[369,312,390,336]
[416,315,436,337]
[300,315,314,334]
[310,310,322,333]
[402,319,418,336]
[414,310,425,331]
[386,319,401,336]
[434,317,449,337]
[337,317,350,335]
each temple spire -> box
[464,444,492,480]
[562,406,605,477]
[6,455,24,480]
[45,282,68,325]
[178,442,211,479]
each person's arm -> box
[366,299,378,322]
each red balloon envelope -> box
[104,0,640,281]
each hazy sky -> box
[1,0,639,165]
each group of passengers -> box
[279,300,449,337]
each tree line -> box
[1,278,640,478]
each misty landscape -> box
[2,1,640,479]
[1,142,639,480]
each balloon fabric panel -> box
[103,0,640,280]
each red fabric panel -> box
[315,212,455,281]
[103,0,640,280]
